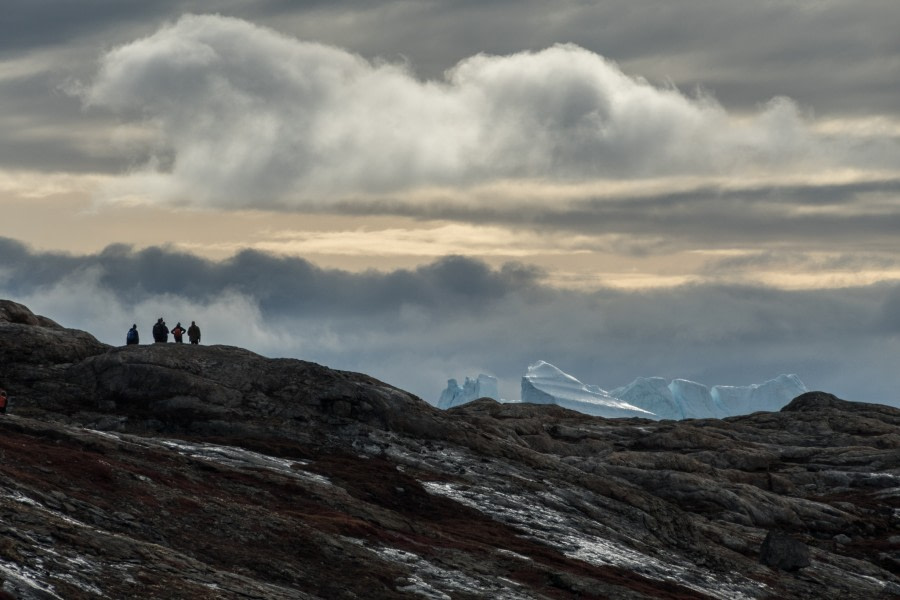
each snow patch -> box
[99,434,334,487]
[373,546,535,600]
[423,481,768,600]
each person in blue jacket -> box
[126,324,139,345]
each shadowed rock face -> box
[1,299,899,599]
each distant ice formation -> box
[438,361,808,420]
[437,374,500,409]
[519,361,654,418]
[608,373,808,420]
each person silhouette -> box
[152,318,169,343]
[171,322,186,343]
[126,324,139,345]
[188,321,201,345]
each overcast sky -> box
[2,1,900,405]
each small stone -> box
[760,530,810,571]
[833,534,852,546]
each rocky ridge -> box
[1,299,899,599]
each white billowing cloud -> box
[79,13,861,209]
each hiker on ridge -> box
[126,324,139,346]
[187,321,201,345]
[171,322,186,343]
[152,318,169,343]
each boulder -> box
[759,530,811,571]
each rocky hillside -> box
[1,299,899,599]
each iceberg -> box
[438,374,500,409]
[520,361,655,419]
[573,365,807,420]
[711,374,808,416]
[669,378,727,420]
[438,361,808,420]
[609,377,682,420]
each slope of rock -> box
[1,299,899,599]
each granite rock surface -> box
[1,299,899,599]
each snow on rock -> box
[438,374,500,409]
[520,361,654,419]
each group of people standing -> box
[126,319,201,345]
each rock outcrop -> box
[759,530,811,571]
[1,299,899,599]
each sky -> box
[2,1,900,405]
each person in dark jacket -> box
[171,322,186,343]
[0,389,8,414]
[126,324,139,345]
[187,321,201,345]
[152,318,169,343]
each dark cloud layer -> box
[0,238,543,317]
[3,237,900,406]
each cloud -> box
[0,1,164,56]
[76,13,892,209]
[241,1,900,117]
[318,176,900,258]
[5,1,899,182]
[0,238,544,318]
[3,237,900,405]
